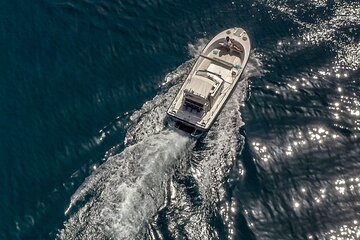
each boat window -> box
[184,98,203,112]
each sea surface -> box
[1,0,359,239]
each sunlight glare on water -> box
[2,0,360,239]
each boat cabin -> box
[182,70,224,114]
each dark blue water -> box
[1,0,359,239]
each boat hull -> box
[167,27,251,134]
[165,115,205,138]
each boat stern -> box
[165,111,205,138]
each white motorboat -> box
[167,27,251,136]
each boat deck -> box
[167,27,250,132]
[198,46,242,84]
[170,46,243,129]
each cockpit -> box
[182,70,224,114]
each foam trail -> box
[59,130,191,240]
[187,38,208,57]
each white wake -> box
[59,130,191,239]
